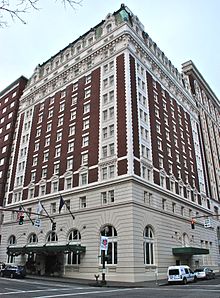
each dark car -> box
[194,267,215,280]
[0,265,26,278]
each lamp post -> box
[101,226,109,285]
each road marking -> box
[0,287,83,296]
[34,288,136,298]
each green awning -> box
[172,247,209,256]
[7,244,86,256]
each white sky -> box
[0,0,219,99]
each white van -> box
[167,265,197,284]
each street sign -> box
[100,236,108,251]
[34,218,41,228]
[204,218,212,228]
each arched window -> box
[182,233,190,247]
[28,233,38,244]
[66,229,81,265]
[47,232,58,242]
[143,226,154,265]
[8,235,16,245]
[100,225,117,265]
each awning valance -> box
[7,244,86,256]
[172,247,209,256]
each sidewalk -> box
[26,274,167,288]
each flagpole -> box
[59,194,75,220]
[40,202,54,224]
[20,204,34,225]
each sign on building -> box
[204,218,212,228]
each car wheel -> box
[10,273,14,279]
[183,278,187,285]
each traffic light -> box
[52,222,56,231]
[19,215,24,225]
[191,219,195,229]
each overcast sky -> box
[0,0,219,99]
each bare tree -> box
[0,0,82,27]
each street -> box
[0,276,219,298]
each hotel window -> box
[59,103,65,112]
[109,165,115,178]
[65,177,72,189]
[101,192,107,204]
[100,225,117,265]
[109,90,114,102]
[50,97,54,105]
[83,103,90,114]
[143,226,154,265]
[158,157,163,168]
[109,75,114,86]
[102,127,107,139]
[162,198,167,210]
[29,188,34,199]
[40,185,46,196]
[68,141,74,152]
[70,110,76,120]
[156,123,161,134]
[81,153,88,165]
[56,131,62,141]
[1,146,6,153]
[158,139,162,151]
[109,124,114,136]
[45,137,50,147]
[167,147,172,157]
[67,158,73,170]
[8,112,13,119]
[69,125,75,136]
[164,115,168,125]
[160,175,165,188]
[61,90,66,98]
[42,168,47,178]
[32,156,37,166]
[174,137,178,147]
[58,117,63,126]
[55,147,61,157]
[36,128,41,137]
[38,115,43,123]
[80,196,86,208]
[80,173,88,185]
[103,78,108,88]
[82,135,89,147]
[52,181,58,193]
[53,163,59,175]
[172,202,176,213]
[153,93,158,102]
[103,110,108,121]
[109,143,114,156]
[31,171,36,182]
[0,117,4,124]
[165,130,170,141]
[179,184,183,196]
[84,89,91,98]
[155,107,160,118]
[176,152,180,163]
[102,167,107,180]
[181,206,185,216]
[47,123,52,132]
[170,180,175,192]
[83,118,89,130]
[168,162,173,174]
[109,107,114,118]
[6,123,11,130]
[103,93,108,104]
[71,95,78,106]
[51,202,56,214]
[48,109,53,118]
[85,74,91,84]
[102,146,107,158]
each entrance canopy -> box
[172,247,209,256]
[7,244,86,256]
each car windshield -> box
[194,268,204,272]
[169,269,179,275]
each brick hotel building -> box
[0,5,219,282]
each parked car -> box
[167,265,197,285]
[194,267,215,280]
[0,264,26,278]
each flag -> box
[36,201,43,215]
[59,195,65,213]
